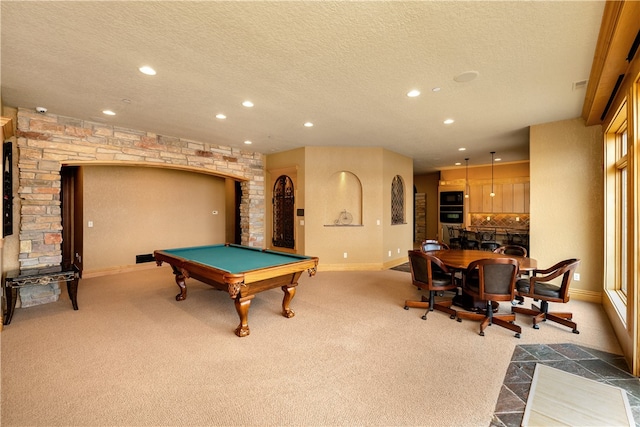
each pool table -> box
[154,244,319,337]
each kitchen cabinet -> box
[511,182,530,213]
[468,181,529,213]
[469,185,483,213]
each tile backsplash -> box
[470,213,529,229]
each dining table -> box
[427,249,537,312]
[429,249,536,271]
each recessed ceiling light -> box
[432,87,441,92]
[455,162,461,166]
[244,140,252,145]
[304,122,314,127]
[138,66,156,76]
[216,114,226,119]
[458,147,466,151]
[454,70,479,83]
[242,101,254,107]
[102,110,116,116]
[407,90,420,97]
[444,119,455,125]
[495,157,502,161]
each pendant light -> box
[464,158,470,198]
[489,151,496,197]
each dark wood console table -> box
[3,264,79,325]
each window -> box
[391,175,405,225]
[605,101,629,309]
[617,127,628,296]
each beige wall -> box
[83,166,227,273]
[267,146,413,270]
[530,117,603,299]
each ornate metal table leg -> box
[234,295,254,337]
[67,276,79,310]
[281,285,297,318]
[4,284,16,325]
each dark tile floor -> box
[491,343,640,427]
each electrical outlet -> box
[573,273,580,281]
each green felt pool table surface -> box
[157,244,314,274]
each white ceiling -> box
[0,1,605,173]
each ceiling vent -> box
[572,80,588,91]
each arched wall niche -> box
[324,170,363,226]
[15,108,265,269]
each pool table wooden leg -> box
[234,295,254,337]
[172,269,188,301]
[281,285,297,318]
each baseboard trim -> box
[570,288,602,304]
[81,262,160,279]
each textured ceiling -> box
[0,1,605,173]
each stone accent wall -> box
[15,108,265,269]
[414,193,426,242]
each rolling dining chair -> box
[455,258,521,338]
[404,250,457,320]
[420,239,450,252]
[494,245,527,257]
[511,259,581,334]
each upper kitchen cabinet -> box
[511,182,530,213]
[467,180,530,213]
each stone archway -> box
[15,108,265,269]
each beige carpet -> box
[1,265,623,426]
[522,364,634,426]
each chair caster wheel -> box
[515,333,521,338]
[573,329,580,334]
[404,306,408,310]
[533,324,540,329]
[450,315,456,319]
[456,318,462,322]
[421,315,427,320]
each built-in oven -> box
[439,191,464,224]
[439,206,464,224]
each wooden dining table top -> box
[428,249,537,271]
